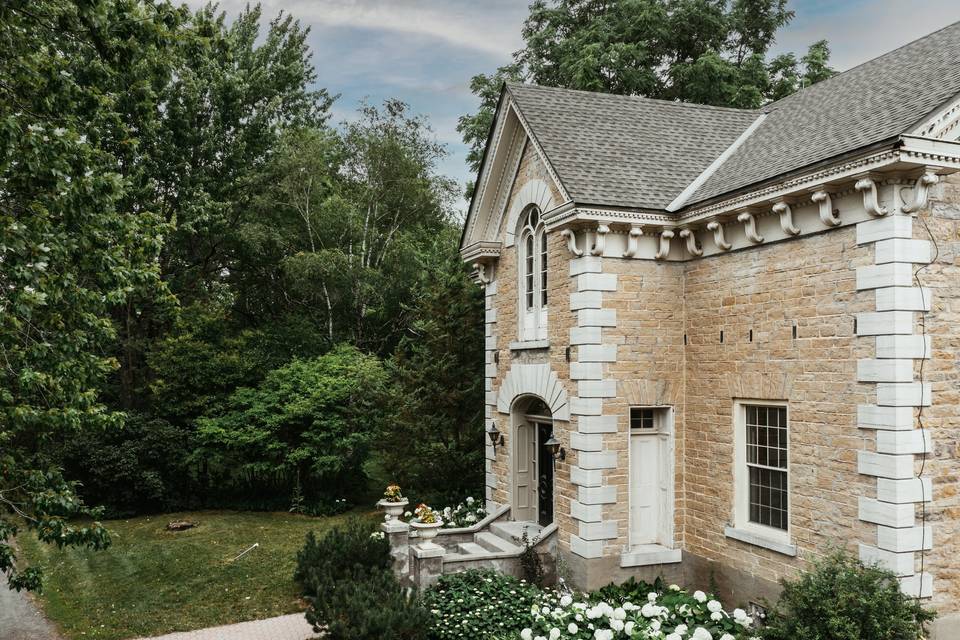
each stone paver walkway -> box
[0,579,62,640]
[136,614,315,640]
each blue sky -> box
[191,1,960,204]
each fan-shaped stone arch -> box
[496,363,569,421]
[503,179,556,248]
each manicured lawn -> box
[17,509,373,639]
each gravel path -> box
[134,614,315,640]
[0,579,62,640]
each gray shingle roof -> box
[504,21,960,212]
[690,20,960,205]
[507,83,758,210]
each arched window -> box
[519,206,547,340]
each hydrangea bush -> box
[519,585,758,640]
[441,496,486,528]
[422,569,551,639]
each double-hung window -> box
[732,401,791,549]
[519,206,547,341]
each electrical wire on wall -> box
[911,207,939,605]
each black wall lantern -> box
[488,421,504,452]
[544,434,566,461]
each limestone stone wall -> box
[482,140,959,615]
[911,175,960,611]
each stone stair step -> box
[456,541,488,556]
[489,521,543,545]
[475,531,521,554]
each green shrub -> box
[762,549,935,640]
[590,575,664,604]
[294,517,389,595]
[422,569,547,639]
[305,566,430,640]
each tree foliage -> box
[196,346,392,501]
[459,0,837,174]
[0,0,187,591]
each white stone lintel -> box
[877,524,932,552]
[570,290,603,310]
[876,335,932,360]
[875,287,931,312]
[856,311,914,335]
[856,215,913,245]
[857,451,915,479]
[578,309,617,328]
[577,379,617,398]
[570,326,602,345]
[570,534,604,559]
[899,573,933,598]
[578,520,618,541]
[577,272,618,292]
[570,464,604,487]
[876,429,933,455]
[858,404,915,430]
[859,543,915,576]
[876,477,932,504]
[874,238,931,264]
[856,263,914,290]
[857,358,914,383]
[859,496,914,527]
[570,499,604,523]
[577,415,619,433]
[570,362,603,380]
[578,485,617,505]
[876,382,931,407]
[569,256,602,276]
[569,432,603,452]
[577,344,617,362]
[578,450,618,470]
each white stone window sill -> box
[619,544,682,568]
[509,339,550,351]
[724,525,797,557]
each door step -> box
[489,520,543,545]
[456,541,488,555]
[474,531,522,554]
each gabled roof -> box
[507,83,758,210]
[488,20,960,215]
[690,20,960,205]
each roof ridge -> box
[507,82,760,115]
[764,19,960,111]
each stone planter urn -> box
[410,520,443,542]
[377,498,409,521]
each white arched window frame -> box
[518,205,547,341]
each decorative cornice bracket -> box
[623,225,644,258]
[854,176,889,216]
[560,229,583,257]
[901,169,940,213]
[679,228,702,257]
[590,223,610,256]
[773,202,800,236]
[811,189,840,226]
[737,211,764,244]
[473,262,491,286]
[654,229,675,261]
[706,221,731,251]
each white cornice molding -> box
[464,94,514,246]
[901,168,940,213]
[666,113,768,212]
[461,240,502,264]
[911,91,960,141]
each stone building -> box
[455,22,960,633]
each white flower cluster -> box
[439,496,487,528]
[519,586,759,640]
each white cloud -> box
[192,0,525,57]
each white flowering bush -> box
[441,496,486,528]
[518,585,758,640]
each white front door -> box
[513,420,538,521]
[630,433,662,544]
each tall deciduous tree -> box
[459,0,836,175]
[0,0,186,591]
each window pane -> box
[745,405,789,531]
[540,231,548,306]
[630,407,656,430]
